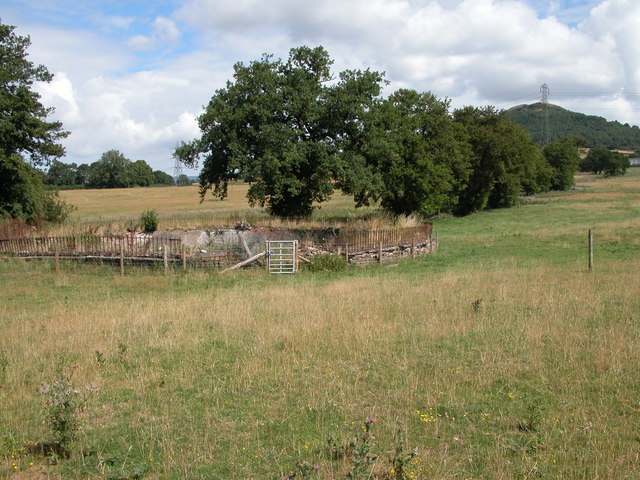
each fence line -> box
[0,225,433,269]
[0,235,182,258]
[334,224,432,252]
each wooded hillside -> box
[505,103,640,151]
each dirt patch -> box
[565,192,628,201]
[6,466,51,480]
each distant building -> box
[630,157,640,167]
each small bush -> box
[139,209,158,232]
[39,362,97,456]
[305,254,347,272]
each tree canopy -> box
[543,139,581,190]
[175,46,386,217]
[345,89,471,217]
[176,46,580,218]
[453,106,551,214]
[44,157,174,188]
[87,150,133,188]
[581,146,630,177]
[0,22,71,222]
[176,174,192,186]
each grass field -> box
[1,171,639,479]
[57,183,379,233]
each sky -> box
[3,0,639,174]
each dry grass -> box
[55,184,381,234]
[59,185,246,218]
[2,170,640,479]
[1,256,639,479]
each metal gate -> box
[267,240,298,274]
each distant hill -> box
[504,103,640,151]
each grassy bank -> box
[1,171,639,479]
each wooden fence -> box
[332,224,432,251]
[0,235,182,258]
[0,224,434,270]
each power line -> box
[552,92,640,97]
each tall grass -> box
[1,170,639,479]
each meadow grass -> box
[1,170,639,479]
[56,183,380,234]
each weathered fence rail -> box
[0,235,182,258]
[334,224,432,251]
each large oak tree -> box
[174,46,385,217]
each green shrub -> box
[139,209,158,232]
[305,254,347,272]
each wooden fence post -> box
[378,241,383,264]
[588,229,593,271]
[345,242,349,264]
[54,245,59,274]
[120,241,125,276]
[163,245,169,275]
[411,239,416,259]
[182,245,187,272]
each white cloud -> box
[128,16,180,51]
[176,0,639,121]
[580,0,640,93]
[24,24,134,81]
[10,0,640,172]
[35,72,81,125]
[129,35,156,51]
[104,15,135,30]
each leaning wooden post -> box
[378,241,383,264]
[411,239,416,259]
[182,245,187,272]
[220,251,267,274]
[588,229,593,271]
[120,241,125,276]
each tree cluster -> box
[176,46,582,218]
[0,22,71,222]
[580,146,630,177]
[45,152,176,188]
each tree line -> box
[0,21,631,224]
[176,46,628,218]
[43,150,191,188]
